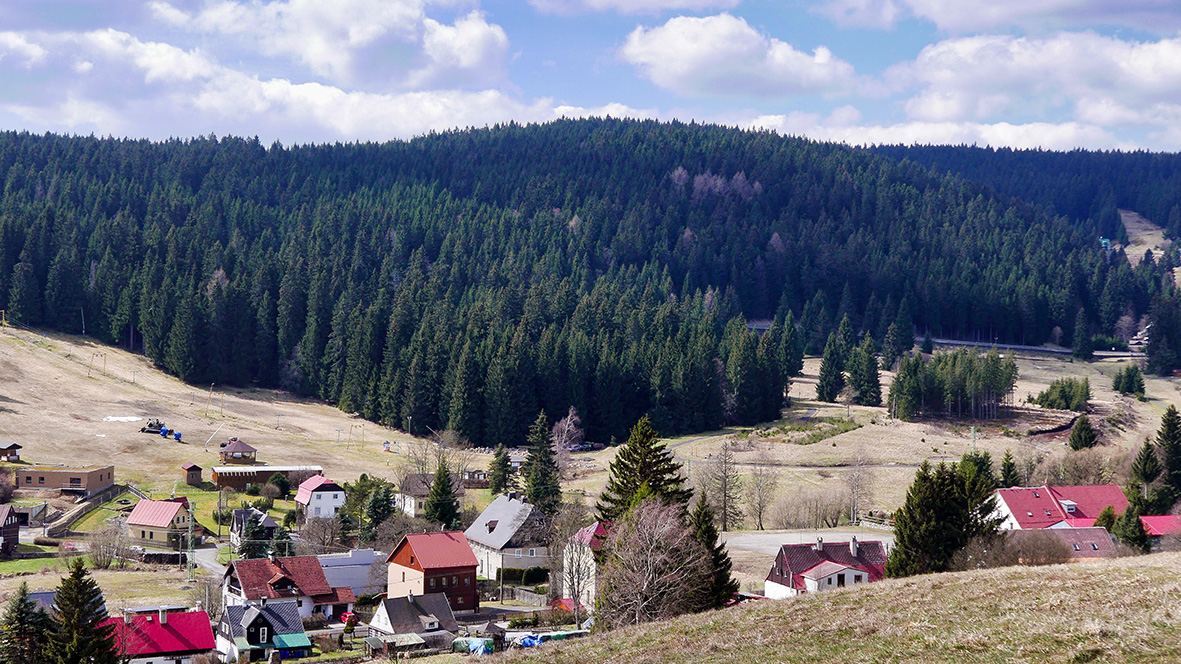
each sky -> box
[2,0,1181,150]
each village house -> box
[764,537,887,599]
[386,531,479,614]
[229,507,278,549]
[394,473,464,519]
[0,442,21,462]
[1139,514,1181,549]
[464,493,549,581]
[294,475,345,519]
[369,593,459,652]
[126,498,197,550]
[1004,527,1117,560]
[993,485,1129,530]
[103,607,216,664]
[0,505,18,558]
[562,521,610,612]
[217,599,312,662]
[15,464,114,497]
[224,554,355,621]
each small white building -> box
[394,473,464,519]
[318,548,386,597]
[294,475,346,519]
[764,538,887,599]
[463,493,549,581]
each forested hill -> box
[0,120,1170,446]
[871,144,1181,240]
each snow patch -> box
[102,416,141,422]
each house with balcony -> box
[223,554,355,621]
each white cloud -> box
[6,94,120,133]
[530,0,739,14]
[818,0,1181,33]
[0,32,49,66]
[889,32,1181,124]
[621,14,858,97]
[406,11,510,88]
[553,101,659,119]
[81,29,218,83]
[149,0,428,80]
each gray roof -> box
[398,473,464,499]
[221,600,303,638]
[464,495,548,550]
[232,508,278,531]
[375,594,458,635]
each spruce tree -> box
[270,526,296,557]
[853,335,881,406]
[1131,437,1162,488]
[597,416,692,522]
[237,512,269,559]
[1093,505,1116,532]
[880,321,902,370]
[1156,405,1181,500]
[815,333,845,403]
[46,558,118,664]
[0,581,52,664]
[999,449,1020,488]
[1111,503,1150,553]
[488,444,511,495]
[689,494,739,611]
[361,484,394,542]
[921,332,934,354]
[1072,309,1093,360]
[424,454,460,529]
[1068,415,1098,451]
[524,411,562,517]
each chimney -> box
[507,491,517,501]
[123,612,133,624]
[850,536,858,558]
[196,601,202,614]
[268,549,277,563]
[158,608,168,625]
[260,597,267,608]
[814,537,823,552]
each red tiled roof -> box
[294,475,340,505]
[766,540,887,592]
[102,611,215,656]
[311,586,357,606]
[232,556,332,600]
[388,532,477,570]
[1140,514,1181,536]
[995,485,1128,529]
[126,500,185,529]
[569,521,611,551]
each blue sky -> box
[2,0,1181,149]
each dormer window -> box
[1073,543,1080,551]
[1091,543,1098,550]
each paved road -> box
[722,528,895,556]
[192,544,226,576]
[924,336,1143,359]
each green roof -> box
[273,633,313,649]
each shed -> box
[219,438,257,464]
[0,442,21,462]
[181,462,202,486]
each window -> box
[528,549,535,558]
[1073,543,1080,551]
[333,493,339,500]
[854,575,862,583]
[457,596,464,605]
[315,507,321,516]
[141,530,146,539]
[452,576,458,585]
[441,576,447,587]
[515,549,522,558]
[401,572,405,582]
[316,494,321,500]
[465,575,471,586]
[1091,543,1099,550]
[259,626,268,643]
[837,575,845,587]
[24,476,30,484]
[827,578,832,585]
[430,578,435,588]
[149,531,153,539]
[38,476,44,484]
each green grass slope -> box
[506,552,1181,664]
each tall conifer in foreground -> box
[0,581,52,664]
[524,411,562,517]
[46,558,118,664]
[424,453,460,529]
[689,494,740,611]
[597,416,692,522]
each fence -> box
[46,483,127,538]
[856,516,895,531]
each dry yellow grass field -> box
[0,563,204,609]
[505,552,1181,664]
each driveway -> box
[192,543,226,576]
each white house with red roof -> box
[993,485,1128,530]
[1140,514,1181,549]
[386,532,480,613]
[101,607,216,664]
[294,475,345,519]
[223,554,356,620]
[764,537,887,599]
[126,498,196,550]
[562,521,610,612]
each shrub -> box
[34,536,62,547]
[1032,378,1090,412]
[244,484,260,497]
[212,509,234,526]
[302,613,329,630]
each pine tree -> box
[1068,415,1098,451]
[1156,405,1181,500]
[488,444,511,495]
[880,321,902,370]
[999,449,1020,488]
[815,333,845,403]
[597,416,692,522]
[361,484,395,542]
[46,558,118,664]
[1131,437,1162,488]
[237,513,269,559]
[524,411,562,517]
[1111,502,1150,553]
[0,581,52,664]
[851,335,881,406]
[424,454,460,529]
[1093,505,1116,532]
[689,494,739,611]
[921,332,934,354]
[1072,309,1093,360]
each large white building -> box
[463,493,549,580]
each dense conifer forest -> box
[0,119,1176,444]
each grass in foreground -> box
[504,552,1181,664]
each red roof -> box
[1140,515,1181,536]
[294,475,340,505]
[766,539,887,592]
[569,521,611,552]
[181,463,201,471]
[231,556,336,600]
[102,611,215,656]
[388,532,477,570]
[126,500,185,529]
[995,485,1128,529]
[222,438,256,453]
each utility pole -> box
[187,508,195,581]
[204,383,215,417]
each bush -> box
[212,509,234,526]
[244,484,260,497]
[1032,378,1090,412]
[508,613,538,628]
[301,613,329,630]
[536,609,574,627]
[34,536,62,547]
[497,566,549,585]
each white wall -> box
[387,563,424,599]
[763,579,797,599]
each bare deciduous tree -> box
[705,439,744,531]
[189,573,224,621]
[773,485,845,529]
[89,523,129,570]
[745,457,779,531]
[845,447,874,524]
[596,500,710,630]
[298,517,343,554]
[0,470,14,504]
[551,407,584,478]
[951,531,1072,570]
